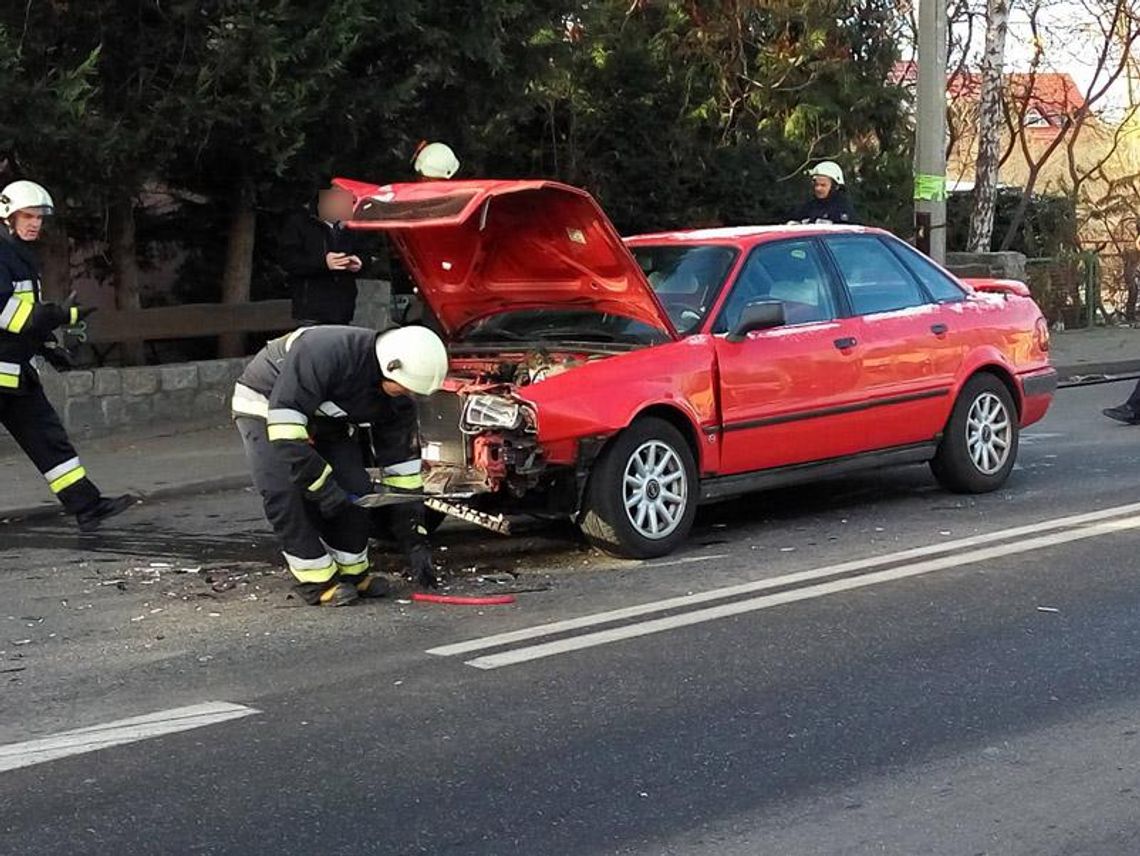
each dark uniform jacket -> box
[790,192,857,225]
[232,325,395,501]
[0,230,71,394]
[279,211,371,325]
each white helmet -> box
[412,141,460,179]
[810,161,845,187]
[0,180,55,219]
[375,326,449,396]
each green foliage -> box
[1,0,912,303]
[947,189,1079,257]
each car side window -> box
[825,235,929,315]
[885,238,968,303]
[713,240,836,334]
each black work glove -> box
[314,482,351,519]
[409,544,440,589]
[40,342,75,371]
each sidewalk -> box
[1,327,1137,522]
[1049,326,1140,379]
[0,422,249,521]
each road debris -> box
[1036,606,1060,614]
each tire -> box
[579,418,698,558]
[930,373,1019,494]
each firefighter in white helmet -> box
[411,141,460,180]
[0,180,134,531]
[231,324,449,606]
[788,161,858,225]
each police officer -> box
[788,161,858,225]
[231,324,448,606]
[0,180,134,531]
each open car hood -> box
[333,178,676,340]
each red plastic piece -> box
[411,593,517,606]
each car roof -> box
[624,223,886,247]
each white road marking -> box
[0,702,259,774]
[465,515,1140,669]
[428,501,1140,659]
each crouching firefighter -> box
[0,180,134,531]
[231,324,448,606]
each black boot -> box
[345,573,391,599]
[77,494,136,533]
[1103,404,1140,425]
[294,579,359,607]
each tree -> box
[967,0,1010,251]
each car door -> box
[712,238,865,474]
[821,234,954,448]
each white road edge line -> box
[0,702,259,774]
[465,515,1140,670]
[428,501,1140,658]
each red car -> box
[338,178,1056,558]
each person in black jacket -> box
[0,180,134,531]
[788,161,857,225]
[279,186,371,325]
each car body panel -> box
[333,177,677,338]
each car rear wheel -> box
[930,373,1019,493]
[580,418,698,559]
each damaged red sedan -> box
[337,178,1056,559]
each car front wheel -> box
[580,417,698,559]
[931,373,1019,493]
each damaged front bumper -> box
[418,389,593,517]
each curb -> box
[0,473,252,525]
[1055,360,1140,382]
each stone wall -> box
[39,357,253,440]
[945,251,1028,282]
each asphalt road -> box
[3,382,1140,855]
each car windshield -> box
[631,244,739,334]
[460,310,671,347]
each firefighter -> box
[411,141,460,180]
[0,180,134,531]
[788,161,858,225]
[231,324,448,606]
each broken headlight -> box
[462,394,524,431]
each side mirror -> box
[727,300,786,342]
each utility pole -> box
[914,0,948,262]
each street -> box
[3,381,1140,855]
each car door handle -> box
[931,323,948,336]
[833,337,858,350]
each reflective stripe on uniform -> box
[282,551,337,583]
[267,423,309,442]
[284,328,311,351]
[266,407,310,441]
[43,456,87,494]
[316,400,347,418]
[231,383,269,419]
[307,463,333,493]
[11,280,35,294]
[381,459,424,490]
[0,360,20,389]
[324,544,369,576]
[0,296,33,333]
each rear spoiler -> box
[962,278,1032,298]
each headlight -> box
[462,394,523,430]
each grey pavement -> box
[3,382,1140,854]
[0,421,248,521]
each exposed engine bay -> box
[417,349,610,513]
